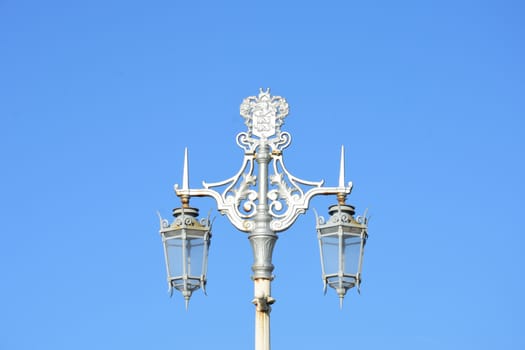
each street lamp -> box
[159,203,212,310]
[158,89,369,350]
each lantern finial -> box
[337,145,347,205]
[181,147,190,208]
[338,145,345,188]
[183,290,191,311]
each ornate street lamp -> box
[158,89,369,350]
[315,147,368,308]
[316,204,368,307]
[158,150,212,310]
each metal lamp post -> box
[158,89,369,350]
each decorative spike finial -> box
[181,148,190,208]
[338,145,345,188]
[183,148,189,190]
[336,286,346,309]
[183,290,192,311]
[337,145,347,205]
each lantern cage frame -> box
[315,203,368,307]
[159,206,212,308]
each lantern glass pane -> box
[186,237,205,277]
[166,237,183,277]
[321,235,339,276]
[344,234,362,276]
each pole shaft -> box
[250,143,275,350]
[254,279,271,350]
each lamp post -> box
[158,89,368,350]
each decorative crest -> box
[240,88,289,139]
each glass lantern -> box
[159,206,212,309]
[315,204,368,307]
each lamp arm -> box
[267,151,353,232]
[175,152,257,233]
[270,185,352,232]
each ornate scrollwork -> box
[174,214,197,228]
[236,132,256,153]
[267,151,333,231]
[328,211,351,224]
[199,154,259,223]
[268,173,299,213]
[199,217,211,227]
[268,131,291,153]
[157,212,170,229]
[355,209,369,225]
[175,89,351,234]
[314,210,327,226]
[227,173,257,213]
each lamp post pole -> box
[158,89,368,350]
[250,142,276,350]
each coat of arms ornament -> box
[240,88,289,139]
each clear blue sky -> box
[1,1,524,349]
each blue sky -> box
[1,1,524,349]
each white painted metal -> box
[253,279,273,350]
[160,89,367,350]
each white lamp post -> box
[158,89,369,350]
